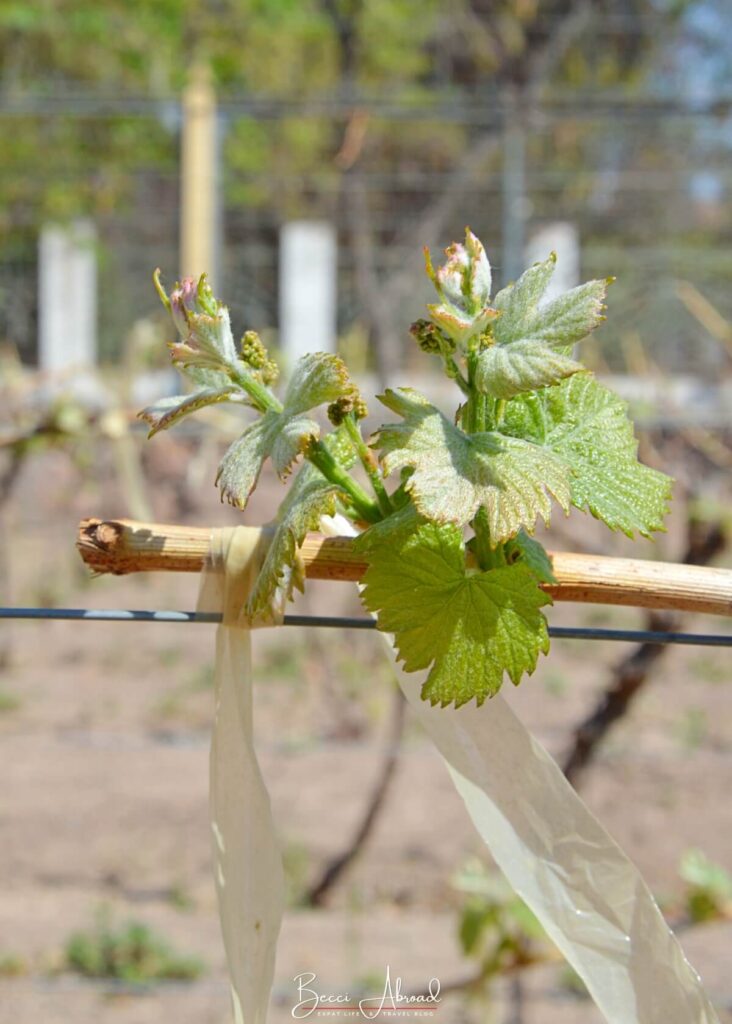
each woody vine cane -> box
[105,231,718,1022]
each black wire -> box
[1,607,732,646]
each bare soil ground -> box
[1,440,731,1024]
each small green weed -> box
[0,953,28,977]
[452,859,547,983]
[167,883,194,912]
[691,655,728,685]
[0,689,21,713]
[675,707,708,750]
[679,849,732,923]
[64,914,203,983]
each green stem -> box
[229,365,283,414]
[471,507,495,570]
[462,352,485,433]
[306,440,382,524]
[494,398,507,428]
[464,352,496,568]
[230,363,380,523]
[343,414,393,517]
[473,392,488,432]
[443,356,471,397]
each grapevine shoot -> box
[140,231,672,708]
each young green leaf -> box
[247,428,358,614]
[283,351,355,415]
[505,531,556,584]
[352,501,424,555]
[165,276,240,373]
[185,365,240,389]
[247,464,341,615]
[216,412,314,508]
[428,302,497,348]
[432,229,492,312]
[475,339,583,399]
[216,352,355,508]
[154,271,281,407]
[501,373,672,537]
[360,521,551,707]
[138,386,244,437]
[426,229,498,347]
[492,256,556,343]
[493,254,607,348]
[374,388,571,542]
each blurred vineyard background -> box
[1,0,732,377]
[1,2,732,1023]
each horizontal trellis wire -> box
[1,607,732,646]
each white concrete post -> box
[38,219,97,373]
[279,221,337,366]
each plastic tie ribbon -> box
[198,520,719,1024]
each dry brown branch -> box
[77,517,732,617]
[305,686,406,907]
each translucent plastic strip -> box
[321,514,719,1024]
[197,527,286,1024]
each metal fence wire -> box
[2,607,732,646]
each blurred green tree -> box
[1,0,715,372]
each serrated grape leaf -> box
[246,463,342,615]
[475,339,583,399]
[138,386,243,437]
[216,353,355,508]
[360,522,551,708]
[269,414,320,476]
[493,254,607,348]
[283,352,354,415]
[493,257,556,342]
[352,501,424,556]
[216,412,317,507]
[185,365,237,389]
[246,427,358,614]
[501,373,672,537]
[505,530,556,584]
[373,388,571,542]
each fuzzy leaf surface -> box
[247,428,358,614]
[138,386,242,437]
[501,374,672,537]
[475,339,583,399]
[184,366,237,389]
[505,531,556,584]
[374,388,571,542]
[493,255,607,348]
[360,522,551,707]
[216,353,355,508]
[426,229,497,346]
[282,352,354,415]
[246,464,341,615]
[169,305,240,372]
